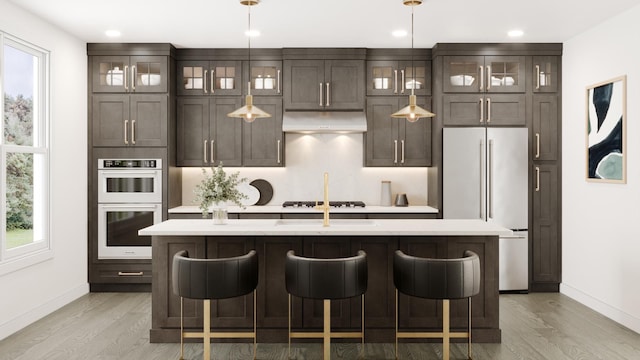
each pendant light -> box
[228,0,271,122]
[391,0,435,122]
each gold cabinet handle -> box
[535,65,540,90]
[400,69,405,94]
[277,139,281,164]
[124,119,129,145]
[479,98,484,124]
[326,82,330,107]
[118,271,144,276]
[535,166,540,192]
[203,140,208,163]
[124,65,129,91]
[394,140,398,164]
[211,139,215,164]
[203,70,208,94]
[487,98,491,123]
[277,69,281,94]
[479,65,484,91]
[211,69,215,93]
[486,65,492,90]
[394,69,398,94]
[401,140,405,164]
[319,83,323,107]
[535,133,540,158]
[131,120,136,145]
[131,65,136,91]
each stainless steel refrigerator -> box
[443,127,528,292]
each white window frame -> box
[0,32,51,275]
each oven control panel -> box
[99,159,162,169]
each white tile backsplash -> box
[181,133,429,206]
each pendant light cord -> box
[247,4,252,96]
[411,3,415,96]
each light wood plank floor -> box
[1,292,639,360]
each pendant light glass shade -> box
[391,94,435,122]
[228,0,270,122]
[392,0,435,122]
[228,94,271,123]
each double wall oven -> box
[97,159,162,259]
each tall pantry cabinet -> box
[87,43,181,291]
[431,44,563,292]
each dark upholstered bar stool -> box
[393,250,480,360]
[285,250,368,360]
[172,250,259,360]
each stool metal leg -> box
[360,294,365,359]
[203,299,211,360]
[253,291,257,360]
[288,294,291,360]
[395,290,399,360]
[323,299,331,360]
[180,297,184,360]
[468,297,472,360]
[443,299,450,360]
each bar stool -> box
[285,250,368,360]
[393,250,480,360]
[172,250,259,360]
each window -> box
[0,32,50,272]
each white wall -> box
[182,133,430,206]
[562,4,640,333]
[0,0,88,340]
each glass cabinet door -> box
[399,61,431,96]
[367,61,396,96]
[443,56,483,93]
[245,60,282,96]
[533,56,558,93]
[131,56,168,93]
[178,61,209,96]
[485,56,526,93]
[211,61,242,96]
[93,55,167,93]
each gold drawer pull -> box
[118,271,144,276]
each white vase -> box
[211,202,228,225]
[381,181,392,206]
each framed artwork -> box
[586,75,627,183]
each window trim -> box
[0,32,52,275]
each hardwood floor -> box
[1,292,639,360]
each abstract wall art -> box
[586,75,627,183]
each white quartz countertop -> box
[139,218,511,237]
[169,205,439,214]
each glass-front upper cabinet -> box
[92,55,168,93]
[243,60,282,96]
[177,60,242,96]
[443,55,525,93]
[533,56,559,93]
[367,60,431,96]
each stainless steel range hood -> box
[282,111,367,133]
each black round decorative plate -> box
[250,179,274,205]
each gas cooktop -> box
[282,201,366,208]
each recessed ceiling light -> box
[245,30,260,37]
[105,30,121,37]
[392,30,408,37]
[508,29,524,37]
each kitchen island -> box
[140,219,510,344]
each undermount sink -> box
[274,219,379,227]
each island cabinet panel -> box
[351,237,397,329]
[206,237,256,329]
[151,236,206,334]
[302,237,354,329]
[150,233,501,343]
[255,237,303,330]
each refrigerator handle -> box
[479,139,485,220]
[488,139,494,219]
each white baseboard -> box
[0,283,89,341]
[561,283,640,334]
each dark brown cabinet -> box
[177,60,242,96]
[532,56,559,93]
[533,95,559,161]
[242,97,284,167]
[532,164,560,285]
[176,97,243,167]
[92,94,168,147]
[92,55,169,93]
[284,59,365,110]
[442,93,526,126]
[443,55,526,94]
[244,60,282,96]
[365,96,432,166]
[366,60,431,97]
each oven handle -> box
[99,170,161,176]
[98,204,160,209]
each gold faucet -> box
[315,172,330,227]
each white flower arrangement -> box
[194,163,248,218]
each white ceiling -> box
[8,0,640,48]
